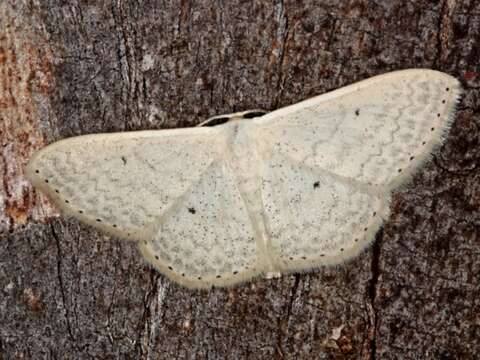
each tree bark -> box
[1,1,479,358]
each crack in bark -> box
[435,0,451,66]
[275,274,300,357]
[50,223,76,344]
[273,0,290,108]
[286,274,300,321]
[367,231,383,359]
[105,244,120,347]
[137,271,163,358]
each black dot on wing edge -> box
[168,266,172,270]
[154,255,159,260]
[35,170,39,174]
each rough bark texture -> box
[1,1,479,359]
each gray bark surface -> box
[1,1,479,359]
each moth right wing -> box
[257,152,387,272]
[248,69,461,271]
[253,69,461,190]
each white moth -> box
[26,69,461,289]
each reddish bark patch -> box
[0,3,57,232]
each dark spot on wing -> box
[121,156,127,165]
[188,207,196,214]
[355,109,360,116]
[313,181,320,189]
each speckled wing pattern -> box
[27,128,260,288]
[252,69,461,273]
[27,69,461,289]
[138,162,259,288]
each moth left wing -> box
[26,127,226,241]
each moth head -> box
[197,109,267,127]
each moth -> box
[27,69,461,288]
